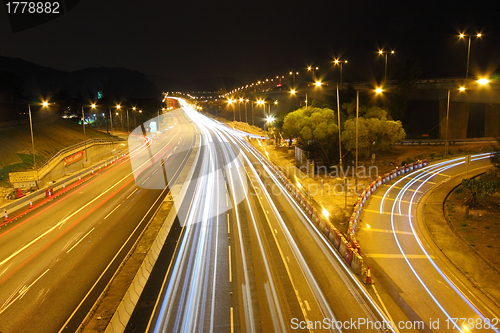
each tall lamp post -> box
[256,100,265,128]
[308,66,319,81]
[28,101,49,168]
[245,99,249,123]
[336,84,342,166]
[82,103,96,162]
[355,88,384,179]
[239,98,243,121]
[334,59,348,84]
[459,33,482,80]
[289,71,299,86]
[228,98,235,121]
[378,49,395,81]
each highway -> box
[0,107,197,333]
[138,100,396,333]
[358,154,500,332]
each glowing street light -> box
[375,88,383,94]
[459,32,482,80]
[378,49,395,80]
[477,78,490,85]
[334,58,348,84]
[459,86,466,91]
[81,103,97,162]
[315,81,322,87]
[28,101,50,168]
[290,89,296,95]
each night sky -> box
[1,0,499,85]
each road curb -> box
[419,165,500,307]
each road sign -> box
[64,151,84,166]
[9,170,38,183]
[13,181,37,189]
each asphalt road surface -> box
[358,154,500,332]
[132,101,395,333]
[0,108,197,333]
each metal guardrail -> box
[37,137,124,171]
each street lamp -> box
[256,100,265,127]
[289,71,299,86]
[459,33,482,80]
[378,49,395,81]
[28,101,49,168]
[245,99,249,123]
[334,59,348,84]
[82,103,96,162]
[132,107,137,128]
[228,98,235,121]
[239,97,244,121]
[308,66,319,80]
[354,88,384,179]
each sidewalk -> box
[421,167,500,306]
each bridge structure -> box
[190,77,500,139]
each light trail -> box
[380,155,500,332]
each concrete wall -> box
[439,100,470,139]
[40,143,125,186]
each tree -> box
[460,178,498,208]
[283,107,339,166]
[341,106,406,158]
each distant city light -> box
[375,88,383,93]
[477,78,490,85]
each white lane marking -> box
[304,300,311,311]
[66,228,95,254]
[372,284,400,333]
[366,228,414,235]
[0,268,50,315]
[126,188,138,199]
[230,307,234,333]
[227,213,230,234]
[226,194,229,206]
[142,176,150,185]
[365,253,435,259]
[104,204,121,220]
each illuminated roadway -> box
[137,100,396,333]
[0,107,197,333]
[358,154,500,332]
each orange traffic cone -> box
[364,265,374,284]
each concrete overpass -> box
[192,77,500,139]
